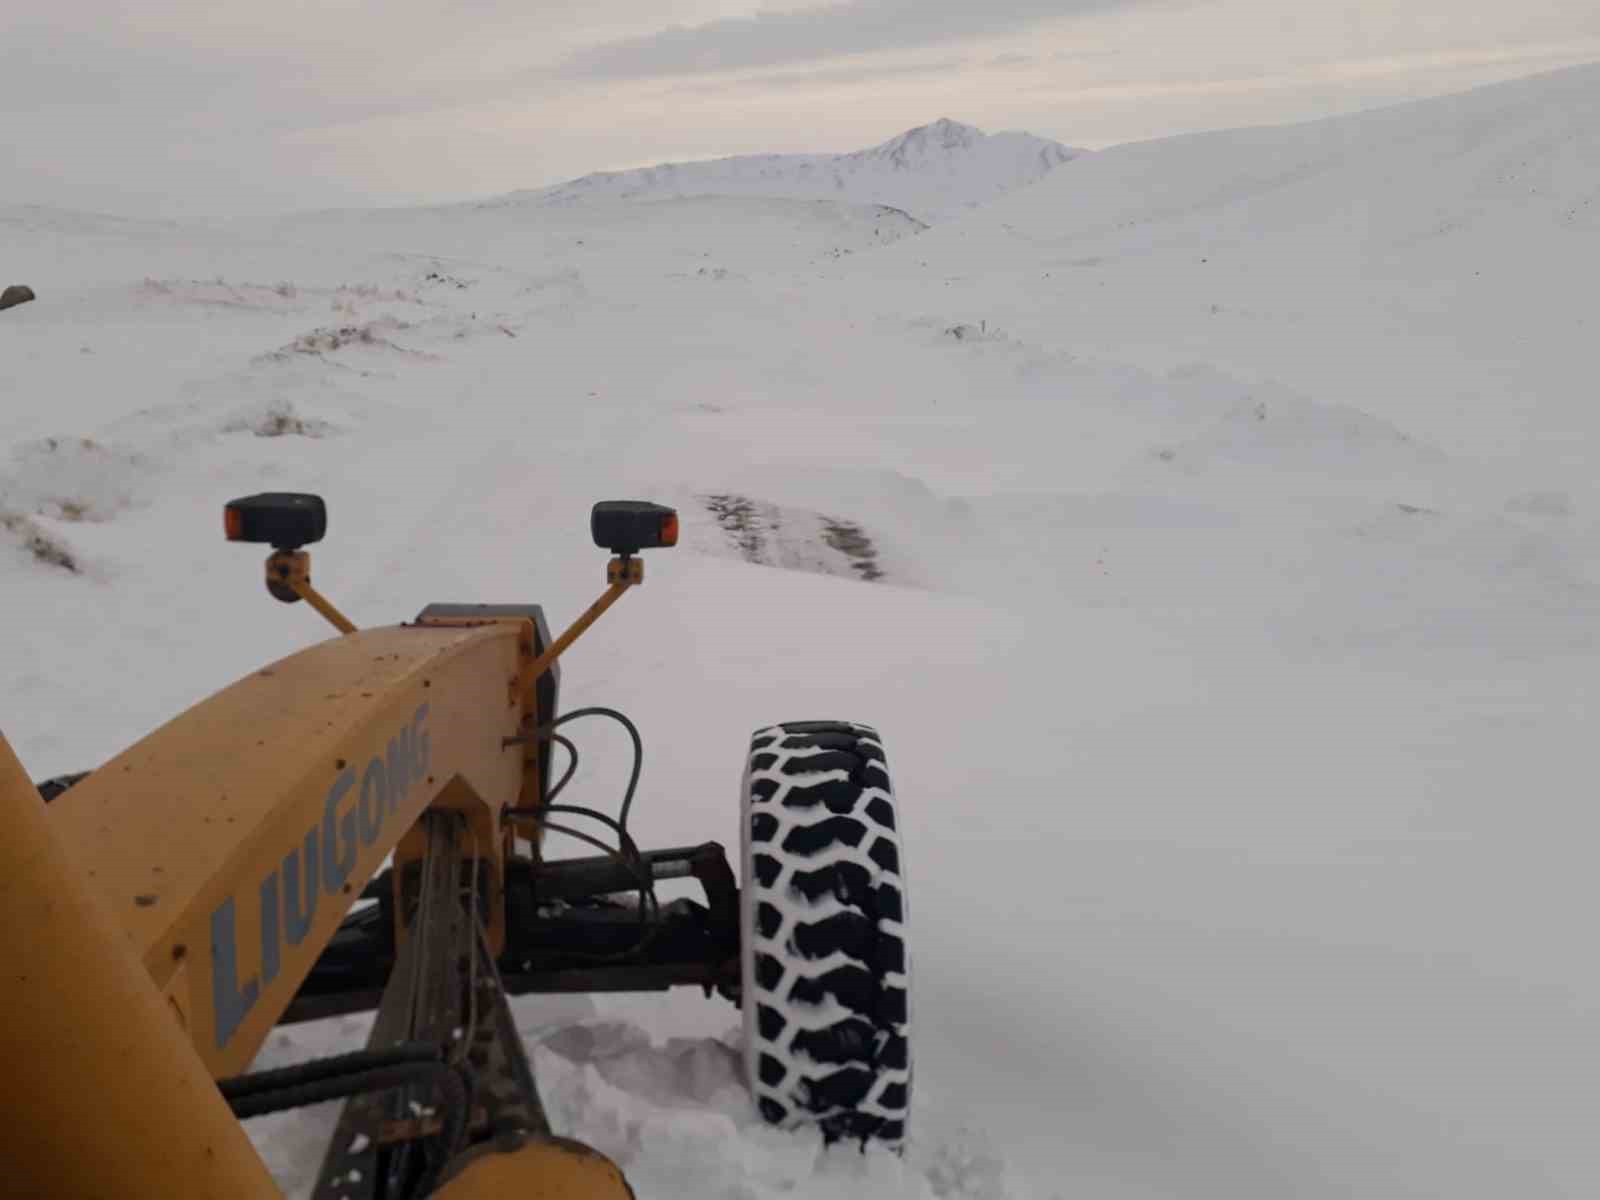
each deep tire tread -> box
[742,720,910,1150]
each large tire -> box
[740,721,910,1148]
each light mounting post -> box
[224,493,358,636]
[522,501,677,682]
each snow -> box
[5,64,1600,1198]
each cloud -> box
[7,0,1599,217]
[558,0,1140,80]
[669,55,971,94]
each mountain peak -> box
[919,117,987,143]
[864,119,989,162]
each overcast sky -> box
[5,0,1599,217]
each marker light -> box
[591,501,679,555]
[224,493,328,550]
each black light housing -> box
[225,493,328,549]
[591,501,678,555]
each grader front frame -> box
[0,493,910,1199]
[0,496,694,1198]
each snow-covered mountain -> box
[485,118,1084,224]
[857,62,1600,468]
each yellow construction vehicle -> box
[0,494,910,1198]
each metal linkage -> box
[302,810,553,1200]
[284,841,742,1024]
[310,811,469,1199]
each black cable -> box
[537,818,618,860]
[504,804,658,919]
[537,802,640,860]
[545,732,579,806]
[510,706,644,830]
[532,803,657,915]
[501,705,662,962]
[502,806,661,962]
[541,806,661,961]
[538,712,651,915]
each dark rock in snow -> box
[0,285,36,311]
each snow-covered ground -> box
[5,62,1600,1198]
